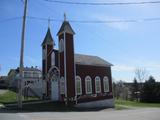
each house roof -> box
[16,67,41,72]
[57,21,75,36]
[74,54,113,67]
[41,28,55,46]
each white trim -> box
[73,37,76,98]
[60,76,65,94]
[74,98,114,108]
[58,38,61,99]
[64,31,67,99]
[75,76,82,95]
[103,76,109,92]
[95,76,101,93]
[85,76,92,94]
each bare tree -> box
[135,68,149,97]
[135,68,148,84]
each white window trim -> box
[103,76,109,92]
[85,76,92,94]
[95,76,101,93]
[60,76,65,94]
[75,76,82,95]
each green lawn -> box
[1,90,160,111]
[0,90,39,104]
[115,99,160,108]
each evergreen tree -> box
[140,76,160,102]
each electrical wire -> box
[27,16,160,23]
[43,0,160,6]
[1,16,160,24]
[0,17,22,23]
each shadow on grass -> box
[0,101,112,113]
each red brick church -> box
[42,15,114,108]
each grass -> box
[0,90,39,104]
[115,99,160,108]
[0,90,17,104]
[1,90,160,111]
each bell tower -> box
[57,14,75,104]
[42,26,55,97]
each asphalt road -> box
[0,108,160,120]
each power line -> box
[0,17,22,23]
[27,16,160,23]
[1,16,160,24]
[43,0,160,6]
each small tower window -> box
[51,52,55,66]
[59,39,64,52]
[75,76,82,95]
[85,76,92,94]
[103,76,109,92]
[95,76,101,93]
[42,49,46,60]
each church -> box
[41,15,114,108]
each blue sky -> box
[0,0,160,82]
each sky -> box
[0,0,160,82]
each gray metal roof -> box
[57,21,75,36]
[16,67,41,72]
[74,54,113,67]
[23,67,41,72]
[41,28,55,46]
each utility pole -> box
[18,0,28,109]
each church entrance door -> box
[51,77,59,101]
[48,66,60,101]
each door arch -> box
[47,66,60,101]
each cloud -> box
[93,15,130,31]
[112,60,160,81]
[112,64,135,72]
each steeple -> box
[41,27,55,46]
[57,13,75,36]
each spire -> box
[57,14,75,36]
[41,27,55,46]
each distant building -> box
[42,16,114,108]
[8,69,19,88]
[0,76,8,89]
[8,67,43,98]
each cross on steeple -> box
[48,18,51,28]
[64,13,67,21]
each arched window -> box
[103,76,109,92]
[51,52,55,66]
[85,76,92,94]
[95,76,101,93]
[60,76,65,94]
[42,49,46,60]
[75,76,82,95]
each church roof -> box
[57,21,75,36]
[41,28,55,46]
[75,54,113,67]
